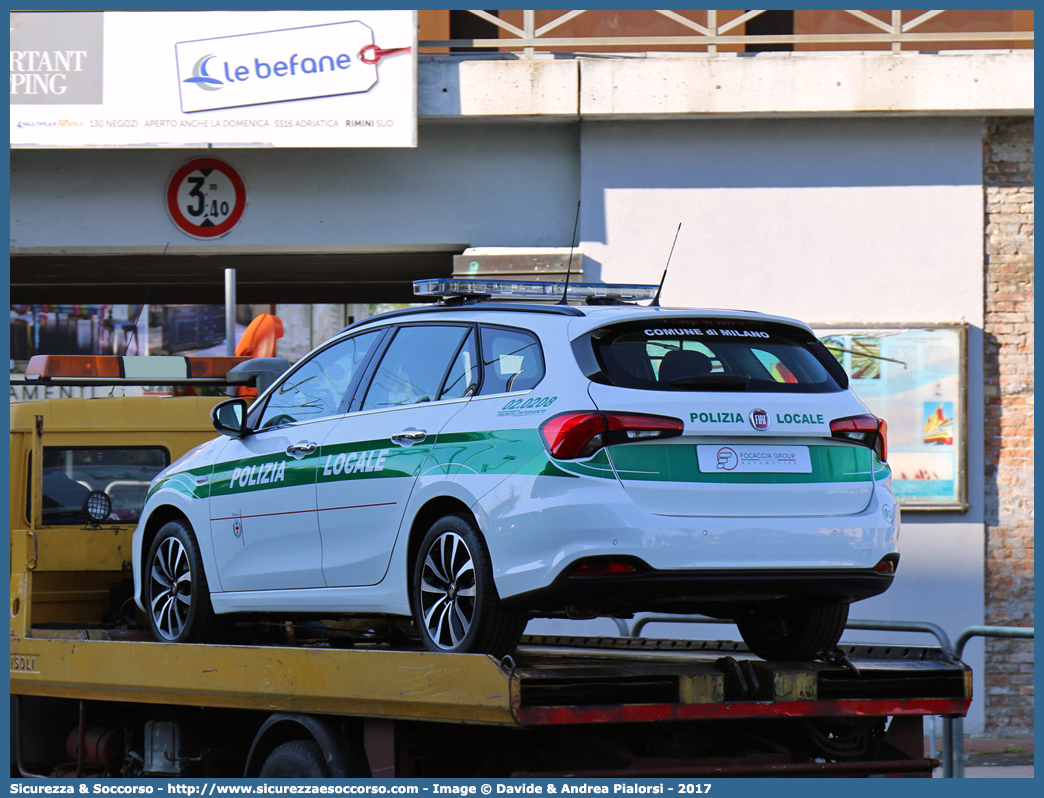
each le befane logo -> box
[175,21,382,113]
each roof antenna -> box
[557,200,581,305]
[649,223,681,308]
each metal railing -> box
[420,10,1033,57]
[949,626,1035,778]
[616,614,1034,778]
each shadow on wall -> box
[579,117,985,244]
[579,255,603,284]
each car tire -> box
[259,740,331,778]
[736,602,849,661]
[412,514,527,657]
[145,519,228,643]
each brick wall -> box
[982,118,1034,736]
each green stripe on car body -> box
[147,467,211,502]
[608,443,876,484]
[157,430,887,500]
[210,452,319,497]
[316,442,422,482]
[873,457,891,481]
[425,430,541,477]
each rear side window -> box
[479,326,544,395]
[592,319,844,393]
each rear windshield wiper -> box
[669,372,751,389]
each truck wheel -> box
[145,520,226,643]
[737,602,849,661]
[412,515,526,656]
[259,740,330,778]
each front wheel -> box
[145,519,228,643]
[736,602,849,661]
[412,514,527,656]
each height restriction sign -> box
[166,157,247,238]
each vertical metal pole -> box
[224,268,237,356]
[942,717,953,777]
[74,700,86,777]
[953,717,965,777]
[707,10,717,54]
[892,10,902,53]
[523,10,535,59]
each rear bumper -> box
[503,560,897,615]
[477,470,900,610]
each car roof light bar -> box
[413,278,659,302]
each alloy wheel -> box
[419,531,477,649]
[149,536,192,641]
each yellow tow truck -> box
[11,356,971,778]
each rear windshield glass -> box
[592,319,844,393]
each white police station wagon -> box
[133,279,899,660]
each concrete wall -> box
[417,52,1033,120]
[580,116,984,323]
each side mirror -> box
[211,398,249,437]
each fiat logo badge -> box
[749,409,770,431]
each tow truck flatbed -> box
[12,632,971,727]
[10,359,970,778]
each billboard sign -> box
[10,10,417,147]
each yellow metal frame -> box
[10,638,521,725]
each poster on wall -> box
[10,10,417,147]
[814,324,967,511]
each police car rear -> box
[517,302,899,660]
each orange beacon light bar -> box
[24,355,251,385]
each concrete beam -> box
[420,57,579,119]
[418,51,1033,120]
[580,51,1033,118]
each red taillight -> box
[830,414,888,462]
[572,562,637,575]
[540,411,684,460]
[539,412,607,459]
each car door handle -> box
[391,429,427,446]
[286,441,317,458]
